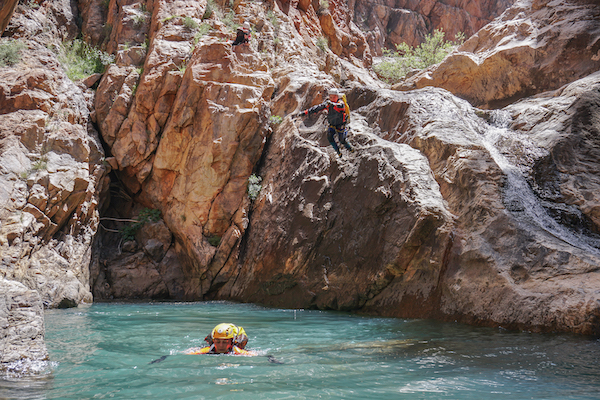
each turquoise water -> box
[2,302,600,399]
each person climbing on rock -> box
[185,323,256,355]
[232,22,251,46]
[297,88,354,157]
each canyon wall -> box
[2,0,600,376]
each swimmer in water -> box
[185,323,257,356]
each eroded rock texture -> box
[87,0,600,335]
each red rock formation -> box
[394,0,600,108]
[351,0,514,55]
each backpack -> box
[341,93,351,123]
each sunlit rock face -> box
[350,0,514,55]
[0,277,48,376]
[214,85,455,313]
[0,2,107,308]
[394,0,600,108]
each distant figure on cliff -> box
[297,88,354,158]
[232,22,251,46]
[185,323,256,355]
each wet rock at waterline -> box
[0,277,49,376]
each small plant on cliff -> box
[0,39,26,67]
[267,10,279,31]
[58,39,115,81]
[133,13,147,27]
[221,10,238,32]
[318,0,329,14]
[247,174,262,201]
[183,16,199,30]
[316,36,328,52]
[208,235,221,247]
[31,158,47,172]
[269,115,283,125]
[203,0,215,20]
[193,23,212,45]
[374,29,464,84]
[119,207,161,241]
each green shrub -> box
[193,23,212,46]
[221,10,237,31]
[208,235,221,247]
[133,13,147,27]
[183,16,199,30]
[203,0,215,20]
[316,36,328,52]
[119,207,161,241]
[269,115,283,125]
[31,159,47,172]
[374,29,464,84]
[58,39,115,81]
[0,39,26,67]
[267,10,279,30]
[248,174,262,201]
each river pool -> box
[2,301,600,399]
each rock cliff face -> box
[1,0,107,310]
[1,0,600,345]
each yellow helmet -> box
[212,323,235,340]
